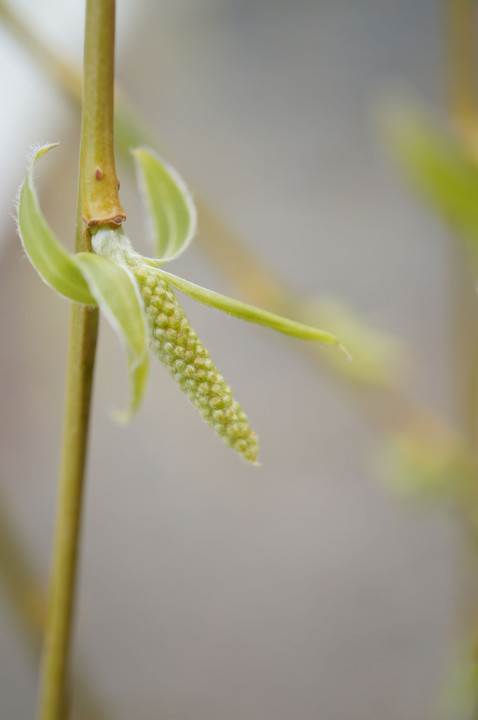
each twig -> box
[36,1,123,718]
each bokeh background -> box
[0,1,467,719]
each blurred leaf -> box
[17,144,95,305]
[151,266,346,351]
[74,252,149,417]
[437,640,478,720]
[302,298,404,386]
[133,147,197,263]
[376,425,473,503]
[386,108,478,255]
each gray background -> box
[0,1,464,718]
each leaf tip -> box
[110,405,138,425]
[338,342,353,362]
[31,142,60,162]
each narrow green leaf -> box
[17,144,96,305]
[74,252,149,416]
[133,147,197,262]
[386,108,478,250]
[153,267,346,351]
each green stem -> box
[36,306,98,720]
[36,1,121,719]
[80,0,125,227]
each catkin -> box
[132,263,259,463]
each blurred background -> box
[0,1,472,719]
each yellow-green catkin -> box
[133,263,259,463]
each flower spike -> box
[133,260,259,463]
[93,227,258,462]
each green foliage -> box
[377,425,477,512]
[18,146,346,461]
[153,267,344,349]
[378,431,461,501]
[18,145,95,305]
[133,147,197,262]
[386,107,478,258]
[74,252,148,418]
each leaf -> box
[17,144,96,305]
[74,252,149,417]
[386,108,478,250]
[153,267,346,351]
[133,147,197,263]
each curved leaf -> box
[133,147,197,263]
[154,267,347,352]
[17,144,96,305]
[74,252,149,417]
